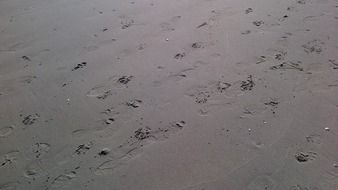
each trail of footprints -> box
[1,0,337,189]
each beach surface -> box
[1,0,338,189]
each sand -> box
[1,0,338,189]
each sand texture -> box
[1,0,338,189]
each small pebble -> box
[324,127,330,131]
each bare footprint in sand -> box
[0,125,14,138]
[1,151,20,167]
[86,86,113,100]
[31,143,51,159]
[24,160,47,179]
[47,171,77,190]
[302,39,325,54]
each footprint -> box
[253,20,264,27]
[242,104,267,116]
[71,62,87,71]
[191,42,205,49]
[196,22,207,28]
[255,56,266,64]
[73,142,93,155]
[241,30,251,35]
[137,43,146,50]
[185,86,211,104]
[246,175,276,190]
[103,118,115,125]
[31,143,51,159]
[47,171,77,190]
[289,184,317,190]
[328,59,338,69]
[160,22,175,31]
[185,80,232,103]
[245,8,253,14]
[94,158,126,175]
[174,53,186,59]
[120,16,134,29]
[278,15,289,22]
[21,114,40,126]
[267,48,287,61]
[126,99,142,108]
[86,85,112,100]
[216,81,231,93]
[71,129,90,138]
[270,61,304,71]
[302,39,325,54]
[18,75,37,84]
[160,15,181,31]
[1,151,20,167]
[305,134,321,145]
[21,55,31,61]
[297,0,307,5]
[24,161,46,179]
[152,121,186,140]
[240,75,255,91]
[287,6,298,12]
[0,126,14,137]
[101,106,120,116]
[0,182,18,190]
[170,15,182,22]
[126,121,186,144]
[302,14,324,23]
[295,151,317,163]
[117,76,133,85]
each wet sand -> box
[1,0,338,189]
